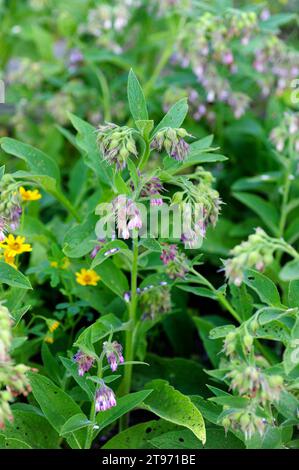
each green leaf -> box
[41,343,62,386]
[0,409,59,449]
[233,192,280,236]
[133,354,210,397]
[193,316,225,367]
[95,259,129,297]
[60,414,91,436]
[135,120,154,138]
[103,419,181,449]
[0,262,32,289]
[127,69,148,121]
[143,379,206,444]
[243,269,282,307]
[96,390,153,432]
[283,317,299,374]
[280,260,299,281]
[209,325,236,339]
[288,280,299,308]
[75,314,130,352]
[154,98,188,135]
[0,137,59,192]
[28,372,86,449]
[63,214,98,258]
[60,356,95,401]
[91,240,130,269]
[150,425,244,449]
[68,113,112,185]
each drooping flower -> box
[0,235,32,258]
[75,269,101,286]
[19,187,42,202]
[113,195,142,239]
[223,228,275,286]
[160,244,189,279]
[97,123,138,171]
[73,350,95,376]
[95,383,117,412]
[141,177,165,206]
[103,341,124,372]
[140,284,172,320]
[151,127,191,161]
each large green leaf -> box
[0,408,59,449]
[68,113,112,185]
[0,262,32,289]
[103,419,180,449]
[28,372,86,449]
[0,137,59,192]
[75,313,131,352]
[233,192,279,236]
[127,69,148,121]
[243,269,282,307]
[63,213,98,258]
[280,260,299,281]
[143,380,206,444]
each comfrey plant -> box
[0,70,226,449]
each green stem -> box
[85,357,103,449]
[279,159,292,238]
[120,234,139,430]
[190,268,274,364]
[53,190,81,223]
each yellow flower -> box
[3,251,17,269]
[61,257,70,269]
[50,261,58,268]
[0,234,32,257]
[75,268,100,286]
[44,333,54,344]
[47,320,60,333]
[19,186,42,201]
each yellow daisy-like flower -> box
[0,234,32,258]
[19,186,42,201]
[3,251,17,269]
[76,268,101,286]
[50,261,58,268]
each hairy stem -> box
[120,234,139,429]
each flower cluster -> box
[103,340,124,372]
[74,339,124,413]
[140,176,165,207]
[112,195,142,239]
[227,365,284,405]
[221,410,266,441]
[0,303,32,429]
[223,228,275,286]
[172,170,222,247]
[151,128,190,161]
[160,244,189,279]
[270,112,299,154]
[97,124,138,171]
[73,350,95,376]
[95,383,117,412]
[0,175,23,239]
[140,284,172,320]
